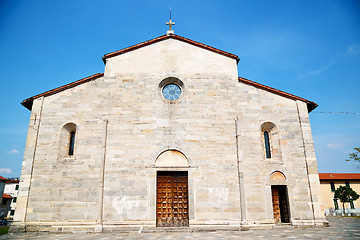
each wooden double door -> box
[156,171,189,227]
[271,185,290,224]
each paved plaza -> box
[1,217,359,240]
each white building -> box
[4,179,20,219]
[0,176,9,217]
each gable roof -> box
[0,176,7,182]
[21,73,104,110]
[20,35,317,112]
[102,34,240,63]
[319,173,360,180]
[239,77,318,112]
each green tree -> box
[346,147,360,169]
[334,185,359,215]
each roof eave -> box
[21,99,33,111]
[238,77,318,113]
[102,34,239,63]
[319,173,360,180]
[307,102,318,113]
[21,73,104,111]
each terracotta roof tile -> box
[319,173,360,180]
[0,176,7,182]
[5,180,19,183]
[21,73,104,110]
[238,77,318,112]
[2,194,12,199]
[102,34,239,63]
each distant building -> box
[319,173,360,216]
[4,178,20,219]
[0,176,9,217]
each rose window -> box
[162,84,181,101]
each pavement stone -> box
[1,216,359,240]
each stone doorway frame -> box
[271,185,290,224]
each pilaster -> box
[296,100,326,222]
[12,97,44,231]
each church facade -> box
[13,33,326,232]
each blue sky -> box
[0,0,359,178]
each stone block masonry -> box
[12,36,326,232]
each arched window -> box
[261,122,282,160]
[264,131,271,158]
[59,123,77,158]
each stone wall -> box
[13,37,325,232]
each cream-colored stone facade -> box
[13,35,326,232]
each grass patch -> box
[0,226,9,235]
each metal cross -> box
[166,19,175,31]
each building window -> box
[345,182,350,187]
[162,83,181,101]
[264,131,271,158]
[59,123,77,158]
[158,77,184,103]
[333,199,339,210]
[350,200,355,209]
[68,131,76,156]
[10,210,15,216]
[13,197,17,203]
[261,122,281,160]
[15,184,19,190]
[330,182,335,192]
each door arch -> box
[155,150,189,167]
[270,171,290,224]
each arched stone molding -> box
[270,171,286,180]
[260,122,282,161]
[266,169,289,186]
[158,77,185,89]
[151,147,193,168]
[58,120,80,136]
[154,149,189,167]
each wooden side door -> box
[279,187,289,223]
[156,171,188,227]
[172,173,189,227]
[157,174,173,227]
[272,188,281,224]
[272,185,290,224]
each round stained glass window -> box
[162,84,181,101]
